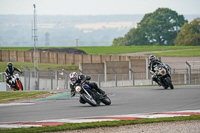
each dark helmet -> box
[7,62,13,67]
[149,55,156,62]
[7,62,13,71]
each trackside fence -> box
[0,67,199,91]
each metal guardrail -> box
[129,69,135,86]
[186,61,191,84]
[0,72,5,82]
[112,69,117,87]
[21,67,70,90]
[1,64,199,91]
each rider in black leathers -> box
[5,62,22,87]
[148,55,163,85]
[69,72,105,104]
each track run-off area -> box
[0,85,200,128]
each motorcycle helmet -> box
[149,55,156,62]
[69,72,78,84]
[7,62,13,71]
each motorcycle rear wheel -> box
[101,96,111,105]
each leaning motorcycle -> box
[8,73,23,91]
[154,64,174,89]
[73,82,111,107]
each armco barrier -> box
[0,69,200,90]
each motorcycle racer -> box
[148,55,163,85]
[5,62,22,88]
[69,72,106,103]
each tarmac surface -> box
[1,85,200,123]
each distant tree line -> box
[112,8,200,46]
[0,15,137,47]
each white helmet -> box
[69,72,78,83]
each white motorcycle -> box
[7,73,23,91]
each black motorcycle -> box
[73,82,111,107]
[154,64,174,89]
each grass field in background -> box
[76,46,200,55]
[153,49,200,57]
[0,46,200,55]
[0,47,32,51]
[0,62,78,72]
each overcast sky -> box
[0,0,199,15]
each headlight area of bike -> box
[157,68,166,76]
[75,86,82,93]
[14,74,19,78]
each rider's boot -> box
[98,88,107,98]
[156,81,161,86]
[153,78,161,86]
[6,83,11,88]
[6,82,14,91]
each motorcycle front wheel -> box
[16,80,23,91]
[165,77,174,89]
[81,93,98,107]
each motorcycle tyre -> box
[79,96,86,104]
[16,80,23,91]
[165,77,174,89]
[101,96,111,105]
[81,93,98,107]
[163,86,168,89]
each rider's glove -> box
[85,81,89,84]
[150,70,154,75]
[71,90,75,97]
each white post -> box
[79,63,83,75]
[186,61,191,84]
[184,74,187,84]
[129,60,132,80]
[146,58,149,80]
[104,62,107,82]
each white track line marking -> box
[0,103,35,107]
[38,118,116,123]
[1,109,200,129]
[0,124,41,129]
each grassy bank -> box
[0,91,53,103]
[153,48,200,57]
[77,46,200,55]
[0,62,78,72]
[1,46,200,55]
[1,115,200,133]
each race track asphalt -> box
[0,85,200,123]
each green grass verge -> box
[0,47,32,51]
[76,46,200,55]
[1,115,200,133]
[0,61,78,73]
[1,46,200,55]
[152,49,200,57]
[0,91,52,103]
